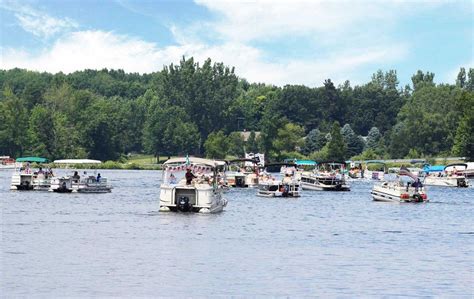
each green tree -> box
[326,121,347,161]
[0,87,29,156]
[27,106,55,158]
[204,131,229,159]
[389,84,466,158]
[411,70,435,90]
[272,123,305,154]
[302,129,325,155]
[143,93,200,158]
[246,131,259,153]
[227,131,245,157]
[366,127,382,150]
[456,67,466,88]
[467,68,474,92]
[341,124,364,158]
[452,110,474,160]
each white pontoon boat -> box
[10,157,52,191]
[301,162,350,191]
[159,157,228,213]
[49,172,112,193]
[423,163,469,187]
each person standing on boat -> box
[72,171,80,182]
[96,173,101,182]
[185,169,196,185]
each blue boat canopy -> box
[295,160,317,166]
[422,165,445,173]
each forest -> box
[0,57,473,162]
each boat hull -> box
[159,184,227,213]
[372,183,428,203]
[424,176,468,187]
[300,175,350,191]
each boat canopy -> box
[295,160,317,166]
[316,160,346,165]
[365,160,386,164]
[53,159,102,164]
[163,157,226,168]
[422,165,445,173]
[16,157,48,163]
[227,158,258,164]
[444,163,467,171]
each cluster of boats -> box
[8,157,112,193]
[158,157,472,213]
[6,155,471,214]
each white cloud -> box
[0,0,417,86]
[445,60,474,84]
[0,29,408,86]
[194,0,398,43]
[1,0,78,38]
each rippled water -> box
[1,169,473,297]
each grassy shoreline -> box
[27,155,465,171]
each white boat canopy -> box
[53,159,102,164]
[163,157,226,168]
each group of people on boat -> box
[71,171,102,183]
[19,164,54,178]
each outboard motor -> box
[236,177,245,187]
[458,179,468,188]
[177,196,192,212]
[413,194,423,202]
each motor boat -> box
[423,163,469,187]
[49,173,112,193]
[0,156,19,170]
[300,161,350,191]
[362,160,388,180]
[225,158,260,188]
[159,157,228,213]
[10,157,52,191]
[257,178,301,197]
[371,168,428,203]
[301,172,350,191]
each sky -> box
[0,0,472,87]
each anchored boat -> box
[423,163,469,187]
[300,161,350,191]
[225,158,260,188]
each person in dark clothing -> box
[185,169,196,185]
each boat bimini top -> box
[163,157,226,169]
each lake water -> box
[1,170,473,297]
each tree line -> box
[0,58,472,162]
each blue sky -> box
[0,0,472,87]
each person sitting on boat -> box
[282,173,292,183]
[72,171,80,182]
[37,167,44,174]
[451,166,458,176]
[169,173,177,184]
[185,169,196,185]
[96,173,101,182]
